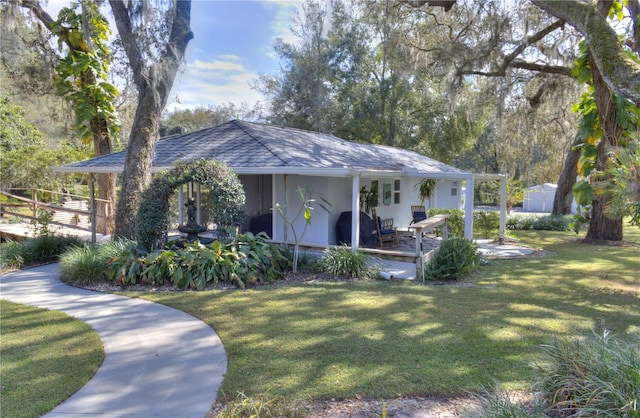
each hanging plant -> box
[359,185,379,216]
[417,179,437,205]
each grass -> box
[128,227,639,405]
[2,224,637,415]
[0,300,104,418]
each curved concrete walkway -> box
[0,263,227,417]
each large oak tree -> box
[109,0,193,239]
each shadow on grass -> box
[134,230,639,401]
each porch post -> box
[351,174,361,252]
[464,174,474,238]
[89,175,96,243]
[499,174,507,240]
[283,174,289,242]
[196,183,202,225]
[178,186,184,224]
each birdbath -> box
[178,197,207,242]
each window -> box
[451,181,458,197]
[394,179,401,204]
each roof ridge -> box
[231,120,289,166]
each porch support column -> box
[196,183,202,225]
[351,174,361,252]
[464,174,474,238]
[499,174,507,240]
[178,186,184,224]
[89,175,96,243]
[283,174,289,243]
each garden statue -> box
[178,197,206,242]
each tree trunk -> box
[91,119,116,234]
[584,48,624,241]
[113,90,161,238]
[110,0,193,239]
[552,135,581,215]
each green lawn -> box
[132,228,640,404]
[1,227,637,415]
[0,300,104,418]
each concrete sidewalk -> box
[0,263,226,418]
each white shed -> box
[523,183,557,212]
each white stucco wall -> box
[270,174,465,247]
[272,174,333,246]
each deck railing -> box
[0,188,110,243]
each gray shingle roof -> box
[56,120,469,177]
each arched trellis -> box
[135,159,246,250]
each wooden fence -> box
[0,187,110,243]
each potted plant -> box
[360,185,379,217]
[417,179,436,205]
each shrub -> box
[424,237,480,281]
[506,215,537,230]
[474,210,500,238]
[536,331,640,417]
[106,233,286,290]
[427,208,465,237]
[59,239,136,286]
[0,235,83,270]
[531,214,571,231]
[320,246,378,279]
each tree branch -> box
[456,19,569,78]
[108,0,146,89]
[511,60,572,77]
[400,1,457,12]
[19,0,70,45]
[531,0,640,101]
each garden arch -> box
[135,159,246,250]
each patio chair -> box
[372,209,399,247]
[410,205,427,225]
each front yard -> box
[132,229,639,406]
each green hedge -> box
[426,208,465,237]
[136,159,246,250]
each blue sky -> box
[170,1,298,110]
[47,0,299,110]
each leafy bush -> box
[106,233,286,290]
[506,215,537,230]
[536,331,640,417]
[531,214,571,231]
[473,210,500,238]
[320,246,378,279]
[424,237,480,281]
[0,235,83,270]
[506,214,572,231]
[59,239,136,286]
[426,208,465,237]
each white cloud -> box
[169,56,264,110]
[263,1,301,59]
[192,58,246,72]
